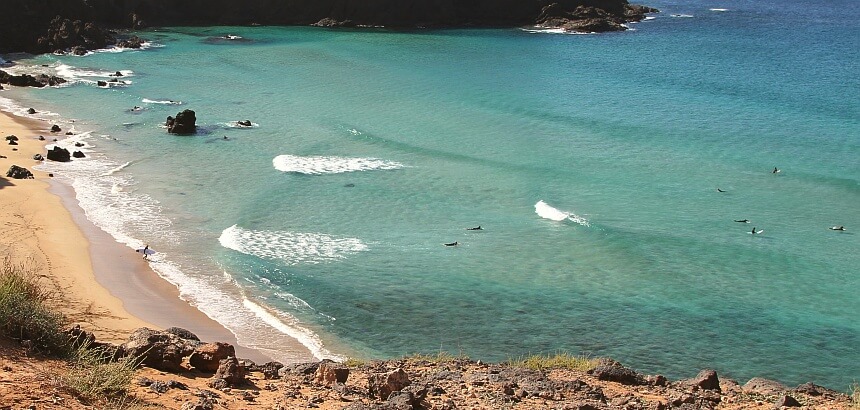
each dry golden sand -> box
[0,112,152,342]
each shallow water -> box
[2,0,858,389]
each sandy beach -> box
[0,110,270,361]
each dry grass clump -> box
[1,256,140,405]
[507,352,600,372]
[851,381,859,409]
[0,256,68,355]
[60,342,140,401]
[405,350,470,364]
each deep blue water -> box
[2,0,858,389]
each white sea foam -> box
[243,298,343,361]
[671,14,694,18]
[36,142,335,362]
[143,98,183,105]
[55,64,134,82]
[0,96,62,120]
[520,27,594,35]
[534,200,590,226]
[709,8,729,12]
[221,121,259,129]
[219,225,367,265]
[273,154,405,175]
[102,161,132,176]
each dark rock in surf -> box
[46,146,71,162]
[27,108,36,114]
[111,71,123,77]
[72,150,85,158]
[0,70,66,88]
[74,142,84,147]
[33,154,44,161]
[237,120,252,127]
[38,135,45,141]
[5,135,18,141]
[117,35,144,49]
[167,109,197,135]
[6,165,34,179]
[50,125,61,133]
[97,80,108,87]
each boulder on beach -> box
[6,165,34,179]
[166,109,197,134]
[50,125,61,133]
[27,108,36,114]
[46,146,71,162]
[33,154,44,161]
[119,327,198,373]
[72,150,85,158]
[189,342,236,373]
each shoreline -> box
[0,110,272,362]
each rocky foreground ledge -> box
[0,0,657,54]
[2,325,849,409]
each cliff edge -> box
[0,0,657,54]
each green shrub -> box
[61,342,140,401]
[0,256,68,355]
[507,352,600,372]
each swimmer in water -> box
[830,226,845,231]
[444,241,459,246]
[734,219,750,223]
[466,226,482,231]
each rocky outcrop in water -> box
[46,146,71,162]
[0,70,67,88]
[166,110,197,135]
[0,0,657,54]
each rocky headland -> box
[0,326,854,409]
[0,0,657,54]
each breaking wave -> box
[534,200,590,226]
[219,225,368,265]
[273,154,405,175]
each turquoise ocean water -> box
[2,0,858,389]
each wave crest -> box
[219,225,367,265]
[273,154,404,175]
[535,200,590,226]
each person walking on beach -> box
[143,245,149,260]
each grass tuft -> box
[61,342,140,401]
[343,357,367,367]
[405,350,469,364]
[507,352,600,372]
[0,256,68,355]
[851,381,859,409]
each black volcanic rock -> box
[0,70,67,88]
[46,146,71,162]
[166,110,197,135]
[6,165,34,179]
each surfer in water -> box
[444,241,459,247]
[772,167,780,174]
[830,226,846,231]
[466,226,482,231]
[734,219,750,223]
[751,227,762,235]
[716,188,725,192]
